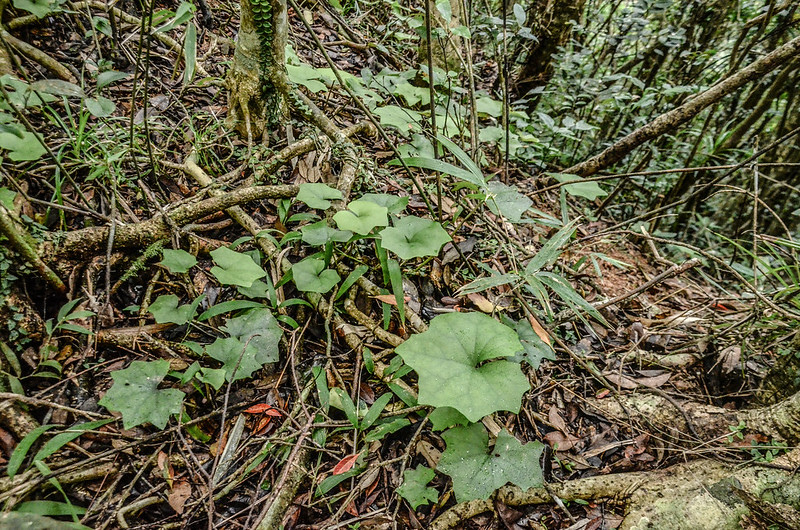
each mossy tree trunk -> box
[418,0,464,72]
[227,0,290,143]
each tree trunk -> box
[418,0,464,72]
[227,0,290,142]
[515,0,587,99]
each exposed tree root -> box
[0,204,66,294]
[0,459,118,504]
[430,449,800,530]
[43,184,298,262]
[586,388,800,445]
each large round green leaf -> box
[395,312,528,422]
[379,216,451,260]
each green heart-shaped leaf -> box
[360,193,409,214]
[148,294,201,325]
[292,257,341,293]
[300,220,352,246]
[296,183,342,210]
[210,246,266,287]
[332,200,388,235]
[160,249,196,274]
[395,312,528,422]
[380,216,451,260]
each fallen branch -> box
[0,204,66,294]
[563,35,800,177]
[430,449,800,530]
[0,29,77,82]
[588,388,800,445]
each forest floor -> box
[0,1,797,529]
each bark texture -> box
[516,0,587,98]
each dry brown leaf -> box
[466,292,501,313]
[168,479,192,514]
[719,345,741,374]
[528,316,551,345]
[416,440,441,468]
[548,405,568,434]
[373,294,410,306]
[605,372,670,389]
[543,431,581,451]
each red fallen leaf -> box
[253,416,273,435]
[345,499,359,516]
[596,389,611,399]
[245,403,282,416]
[712,302,733,311]
[332,452,361,475]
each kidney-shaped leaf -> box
[379,216,451,260]
[395,312,528,422]
[292,257,341,293]
[301,220,352,246]
[210,246,266,287]
[332,200,388,235]
[438,423,545,502]
[160,249,196,274]
[98,360,185,429]
[296,183,342,210]
[360,193,409,214]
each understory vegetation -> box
[0,0,800,528]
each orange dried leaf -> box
[528,316,551,345]
[245,403,275,414]
[373,294,410,306]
